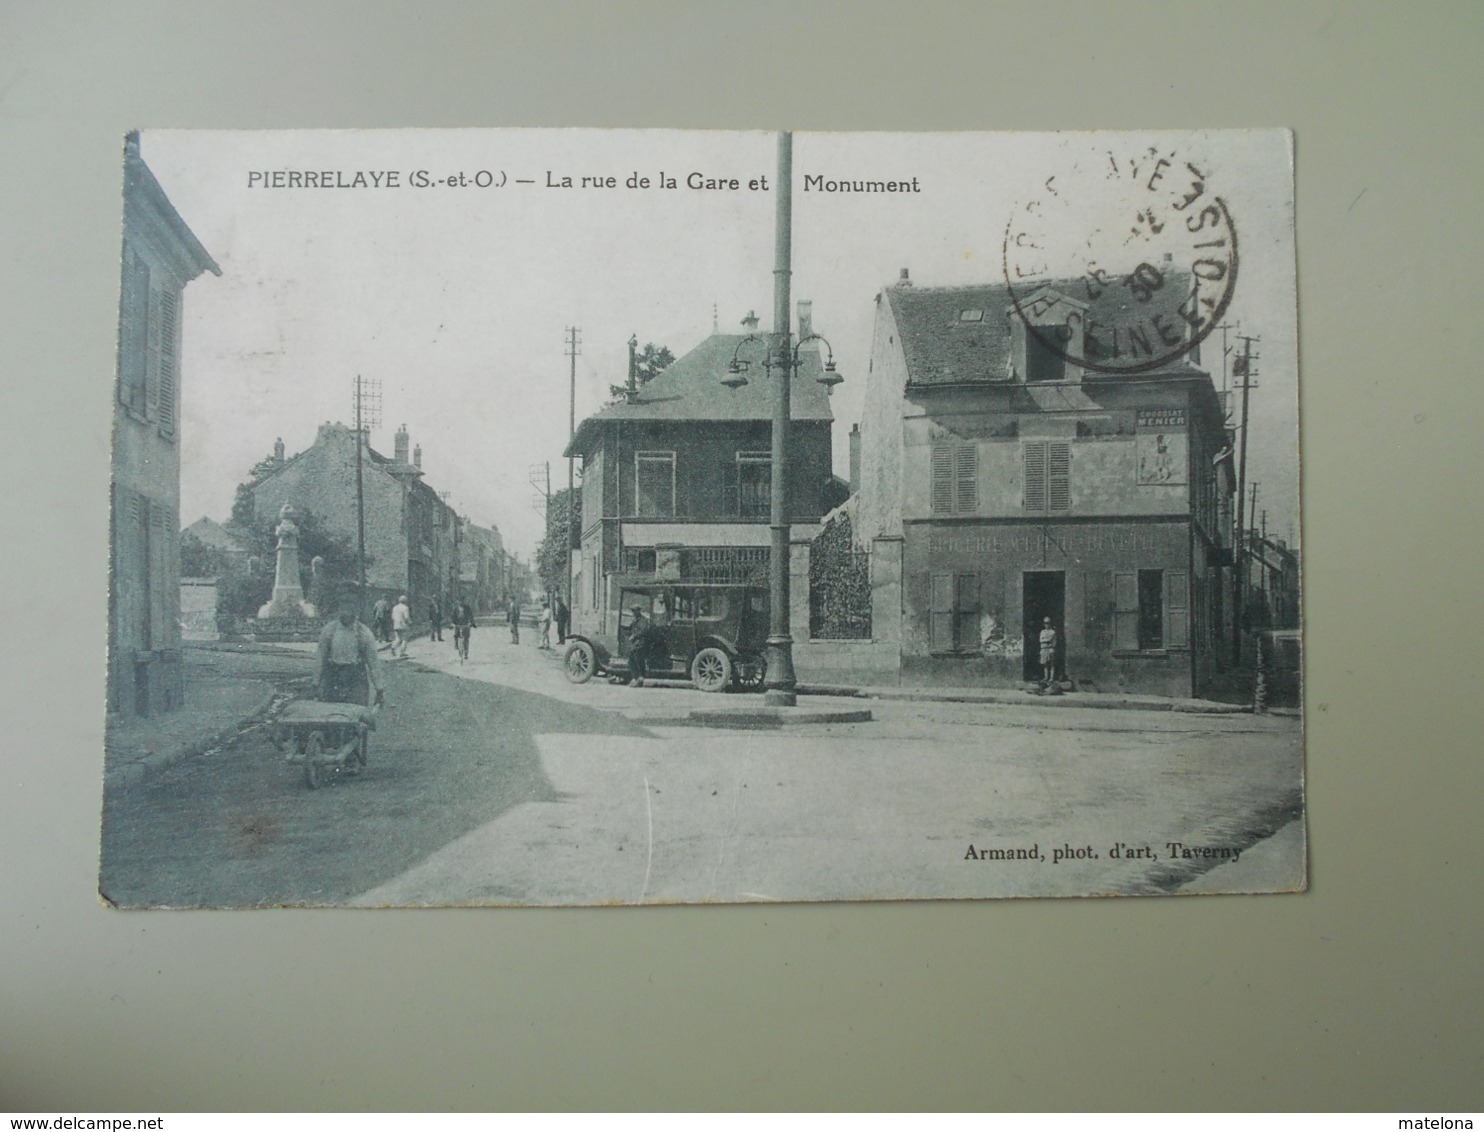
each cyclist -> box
[451,598,475,662]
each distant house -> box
[457,520,507,614]
[245,422,466,620]
[855,268,1237,697]
[564,311,837,642]
[109,134,220,718]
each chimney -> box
[797,299,813,339]
[273,437,284,463]
[898,267,912,287]
[849,423,862,493]
[413,443,422,470]
[394,424,409,464]
[741,310,760,333]
[625,335,640,403]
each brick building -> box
[245,423,463,620]
[855,270,1237,697]
[109,134,220,718]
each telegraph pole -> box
[352,375,381,617]
[1230,335,1258,664]
[565,326,581,604]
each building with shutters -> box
[854,269,1236,697]
[109,134,221,718]
[563,311,838,643]
[245,422,463,622]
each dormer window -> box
[1026,326,1070,383]
[1010,287,1088,383]
[959,309,984,322]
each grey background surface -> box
[2,0,1479,1111]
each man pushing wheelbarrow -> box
[272,603,385,789]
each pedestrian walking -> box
[554,592,571,645]
[506,602,521,645]
[451,599,474,663]
[537,599,554,651]
[391,594,412,658]
[1037,616,1060,694]
[428,595,444,642]
[316,603,385,707]
[371,596,390,643]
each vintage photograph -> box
[100,128,1303,907]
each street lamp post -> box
[721,132,843,707]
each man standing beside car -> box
[627,605,663,688]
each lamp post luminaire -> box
[721,131,843,707]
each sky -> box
[142,128,1300,556]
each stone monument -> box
[257,503,316,619]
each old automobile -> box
[562,582,768,693]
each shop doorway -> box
[1022,571,1066,682]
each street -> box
[100,631,1305,907]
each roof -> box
[887,275,1207,387]
[566,332,834,458]
[123,134,221,280]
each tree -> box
[534,486,581,596]
[180,533,229,579]
[609,341,675,399]
[635,342,675,384]
[216,504,362,618]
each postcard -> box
[101,128,1302,906]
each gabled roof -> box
[890,283,1020,386]
[566,332,834,458]
[887,274,1206,387]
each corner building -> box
[109,135,220,718]
[855,271,1236,697]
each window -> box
[1026,326,1069,382]
[736,451,770,519]
[1023,441,1071,512]
[622,548,657,575]
[635,451,675,517]
[1114,569,1189,652]
[930,572,981,653]
[930,442,977,515]
[959,309,984,322]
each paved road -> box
[99,645,653,907]
[100,631,1304,907]
[360,634,1305,904]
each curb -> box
[797,683,1254,715]
[685,706,875,730]
[104,685,278,791]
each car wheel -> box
[691,647,732,693]
[564,640,596,684]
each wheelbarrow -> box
[271,700,378,789]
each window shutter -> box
[1048,441,1071,511]
[931,444,953,514]
[156,291,178,437]
[955,444,978,514]
[1113,571,1138,651]
[930,573,954,651]
[119,249,150,412]
[144,280,165,421]
[1023,441,1048,511]
[1165,570,1189,648]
